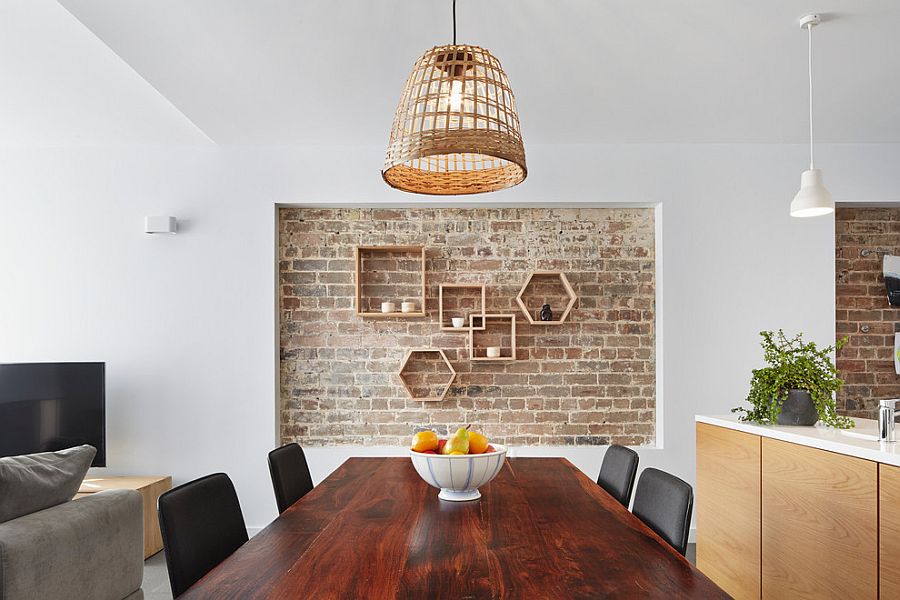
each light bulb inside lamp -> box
[449,79,463,112]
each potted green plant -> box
[733,330,853,428]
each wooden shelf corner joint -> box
[438,283,486,331]
[397,348,456,402]
[469,314,517,362]
[515,271,577,325]
[355,245,426,318]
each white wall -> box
[2,143,898,528]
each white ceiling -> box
[8,1,900,145]
[0,0,208,146]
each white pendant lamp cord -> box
[807,22,815,170]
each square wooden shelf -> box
[438,284,486,331]
[397,348,456,402]
[355,245,426,318]
[515,271,577,325]
[469,314,517,362]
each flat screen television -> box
[0,362,106,466]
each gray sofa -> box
[0,489,144,600]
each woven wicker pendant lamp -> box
[382,0,526,195]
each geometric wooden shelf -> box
[355,245,426,318]
[469,314,517,362]
[397,348,456,402]
[438,284,486,331]
[515,271,577,325]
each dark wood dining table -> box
[180,457,727,599]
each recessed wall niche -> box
[835,206,900,419]
[279,207,656,447]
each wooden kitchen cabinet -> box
[696,423,761,600]
[881,463,900,599]
[696,418,889,599]
[761,438,877,600]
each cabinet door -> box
[762,438,877,600]
[696,423,761,599]
[881,463,900,599]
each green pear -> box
[442,427,470,455]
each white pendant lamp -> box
[791,14,833,218]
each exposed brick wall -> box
[835,206,900,418]
[279,207,656,446]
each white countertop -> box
[696,413,900,468]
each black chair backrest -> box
[268,443,314,514]
[596,444,639,508]
[631,467,693,556]
[157,473,249,598]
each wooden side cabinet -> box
[881,463,900,598]
[696,422,761,600]
[76,475,173,559]
[761,438,878,600]
[696,423,886,599]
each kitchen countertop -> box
[696,413,900,467]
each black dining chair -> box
[157,473,249,598]
[596,444,639,508]
[268,442,314,514]
[631,467,693,556]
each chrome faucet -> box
[879,399,899,443]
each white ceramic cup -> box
[486,346,501,358]
[381,302,396,313]
[451,317,465,328]
[401,302,416,313]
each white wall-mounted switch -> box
[144,216,177,234]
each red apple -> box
[485,445,496,453]
[436,439,447,453]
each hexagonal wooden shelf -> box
[397,348,456,402]
[515,271,577,325]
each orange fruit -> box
[468,430,489,454]
[411,430,439,452]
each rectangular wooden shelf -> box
[356,312,427,318]
[470,314,517,361]
[439,284,486,331]
[355,245,426,318]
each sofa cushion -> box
[0,445,96,523]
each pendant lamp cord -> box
[452,0,457,45]
[807,22,815,170]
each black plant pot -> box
[776,389,819,426]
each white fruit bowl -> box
[409,444,507,501]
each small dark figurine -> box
[540,304,553,321]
